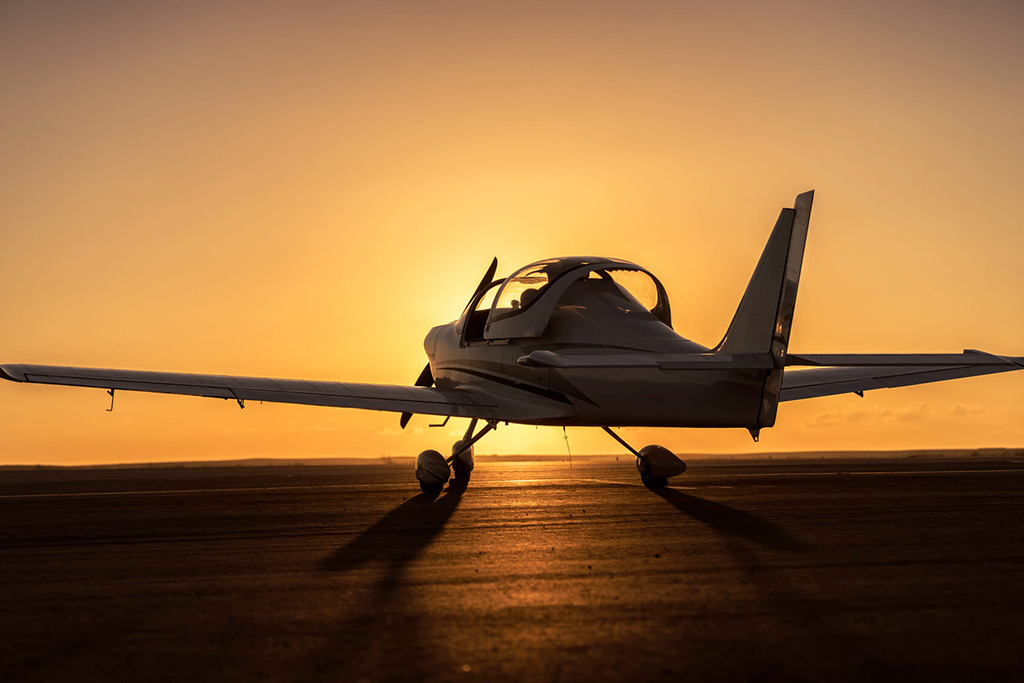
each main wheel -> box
[451,439,475,482]
[636,456,669,489]
[640,473,669,489]
[419,481,444,495]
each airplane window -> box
[460,280,503,341]
[605,269,659,311]
[474,282,500,312]
[491,263,555,321]
[487,257,667,328]
[494,271,548,314]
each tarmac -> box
[1,457,1022,681]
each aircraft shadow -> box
[650,487,890,671]
[308,483,466,679]
[321,481,465,577]
[652,487,805,552]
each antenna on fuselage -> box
[563,426,572,469]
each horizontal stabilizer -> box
[781,350,1024,401]
[788,351,1024,367]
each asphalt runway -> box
[1,458,1022,682]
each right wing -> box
[515,348,1024,404]
[0,363,568,422]
[781,351,1024,401]
[517,350,773,370]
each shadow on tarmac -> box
[649,487,882,674]
[652,487,805,552]
[321,480,466,575]
[311,482,467,678]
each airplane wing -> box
[781,351,1024,401]
[517,350,774,370]
[517,348,1024,402]
[0,363,561,422]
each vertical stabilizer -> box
[716,190,814,428]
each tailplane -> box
[716,190,814,429]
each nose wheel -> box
[415,418,495,491]
[451,438,474,482]
[414,449,448,494]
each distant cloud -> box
[803,412,841,428]
[895,403,934,421]
[377,427,424,435]
[948,403,989,417]
[804,402,933,428]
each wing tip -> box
[0,364,26,382]
[964,349,1024,368]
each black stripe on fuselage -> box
[438,365,582,406]
[439,357,601,407]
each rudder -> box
[716,190,814,431]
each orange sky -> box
[2,0,1022,465]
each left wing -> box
[781,351,1024,401]
[0,364,568,422]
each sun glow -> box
[1,1,1022,465]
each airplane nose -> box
[424,325,442,356]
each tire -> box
[452,460,472,482]
[641,474,669,489]
[419,481,444,495]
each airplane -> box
[3,190,1022,493]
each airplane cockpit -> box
[458,256,674,344]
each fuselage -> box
[422,257,767,429]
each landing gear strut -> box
[449,418,493,482]
[601,427,686,489]
[415,418,497,492]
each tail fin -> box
[716,190,814,430]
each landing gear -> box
[415,450,449,494]
[420,481,444,495]
[635,455,669,489]
[449,418,494,483]
[451,439,474,482]
[602,427,686,488]
[414,418,496,491]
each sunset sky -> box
[2,0,1022,465]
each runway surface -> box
[1,458,1022,681]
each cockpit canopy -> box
[458,256,672,341]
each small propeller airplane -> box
[3,191,1022,492]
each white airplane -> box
[3,191,1021,492]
